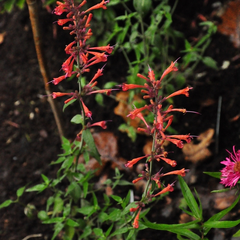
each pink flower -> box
[220,146,240,188]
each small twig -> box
[22,233,42,240]
[26,0,65,141]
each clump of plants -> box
[2,1,240,240]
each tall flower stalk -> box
[52,0,113,135]
[123,61,193,228]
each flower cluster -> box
[52,0,113,129]
[123,60,193,228]
[220,146,240,188]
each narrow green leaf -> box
[83,181,88,198]
[82,129,101,164]
[43,217,64,224]
[4,0,15,12]
[111,195,123,203]
[204,220,240,229]
[41,174,50,185]
[77,206,95,215]
[178,176,202,220]
[80,225,91,239]
[26,183,47,193]
[16,186,26,197]
[63,99,76,112]
[53,197,64,216]
[233,229,240,237]
[203,172,221,179]
[0,199,13,209]
[202,56,218,70]
[110,227,130,237]
[51,222,64,240]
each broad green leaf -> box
[41,174,50,185]
[111,195,123,203]
[70,114,83,124]
[93,228,104,237]
[202,56,218,70]
[97,212,109,223]
[82,129,101,164]
[4,0,15,12]
[80,225,91,239]
[65,218,79,227]
[16,0,25,9]
[92,192,98,208]
[108,208,122,221]
[104,81,118,89]
[51,156,65,165]
[203,172,221,179]
[61,155,75,169]
[77,206,95,215]
[178,176,202,220]
[0,199,13,209]
[53,197,64,216]
[118,124,137,142]
[133,0,152,16]
[16,186,26,197]
[38,210,49,221]
[61,136,72,155]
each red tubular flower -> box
[88,44,114,54]
[159,58,179,83]
[54,1,69,15]
[133,208,142,228]
[153,183,174,197]
[137,73,149,81]
[166,138,184,148]
[84,0,109,13]
[85,13,93,27]
[148,65,155,82]
[86,53,108,67]
[168,134,192,143]
[65,41,76,54]
[64,96,75,104]
[80,99,92,119]
[125,155,149,168]
[132,177,144,184]
[122,83,145,91]
[52,92,73,99]
[88,68,104,86]
[157,156,177,167]
[57,18,73,26]
[130,206,140,212]
[52,75,66,85]
[162,168,187,177]
[165,87,192,100]
[89,121,108,129]
[127,105,149,120]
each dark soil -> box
[1,1,240,240]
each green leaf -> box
[0,199,13,209]
[133,0,152,16]
[104,81,118,89]
[51,222,64,240]
[97,212,109,223]
[61,156,75,170]
[26,183,47,193]
[43,217,64,224]
[77,206,95,215]
[82,129,101,164]
[111,195,123,203]
[51,156,65,165]
[63,99,77,112]
[110,227,130,237]
[178,176,202,220]
[211,188,231,193]
[4,0,15,12]
[203,172,221,179]
[16,186,26,197]
[38,210,49,221]
[80,225,91,239]
[93,228,104,237]
[95,93,104,106]
[233,229,240,237]
[41,174,50,185]
[108,209,121,221]
[65,218,79,227]
[202,56,218,70]
[53,197,64,216]
[204,220,240,229]
[203,194,240,235]
[16,0,25,9]
[118,124,137,142]
[70,114,83,124]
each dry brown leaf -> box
[182,128,214,163]
[214,195,236,210]
[179,213,194,224]
[0,32,6,44]
[114,91,145,129]
[78,132,126,176]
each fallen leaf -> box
[0,32,6,44]
[182,128,214,163]
[214,195,236,210]
[179,213,194,224]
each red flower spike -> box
[80,99,92,119]
[84,0,109,13]
[125,155,149,168]
[122,83,145,91]
[153,183,174,197]
[162,168,187,177]
[159,58,179,82]
[133,208,142,229]
[52,75,66,85]
[165,87,192,100]
[89,121,108,129]
[54,1,69,15]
